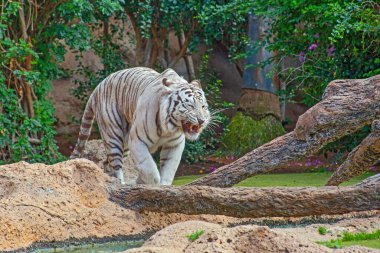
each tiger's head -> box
[163,78,210,141]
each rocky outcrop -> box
[124,220,378,253]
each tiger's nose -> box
[197,118,204,125]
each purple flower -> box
[229,156,235,160]
[327,45,335,56]
[308,43,318,51]
[210,166,216,172]
[370,166,377,171]
[298,51,305,63]
[69,145,73,150]
[314,33,320,39]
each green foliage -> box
[196,1,250,58]
[318,230,380,249]
[182,54,233,163]
[73,23,126,101]
[187,229,205,242]
[247,0,380,160]
[0,83,63,164]
[0,0,124,164]
[122,0,250,65]
[254,0,380,107]
[321,126,371,162]
[342,230,380,242]
[318,226,328,235]
[221,112,285,156]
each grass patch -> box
[173,172,373,187]
[318,226,328,235]
[173,175,203,186]
[339,239,380,249]
[187,229,205,242]
[318,230,380,249]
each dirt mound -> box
[0,159,245,251]
[0,159,138,251]
[124,221,378,253]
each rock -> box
[82,140,139,185]
[124,221,379,253]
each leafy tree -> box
[0,0,122,163]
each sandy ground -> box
[0,158,379,253]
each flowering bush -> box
[251,0,380,160]
[254,0,380,107]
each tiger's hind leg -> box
[97,110,127,185]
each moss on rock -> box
[221,112,285,156]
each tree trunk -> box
[190,75,380,187]
[178,30,195,80]
[109,174,380,218]
[18,2,35,118]
[143,39,153,67]
[169,29,193,68]
[125,10,144,66]
[327,119,380,186]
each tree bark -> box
[169,29,193,68]
[327,120,380,186]
[18,2,35,118]
[178,30,195,80]
[125,10,144,66]
[189,75,380,187]
[143,39,153,67]
[109,174,380,218]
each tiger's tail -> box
[70,96,95,159]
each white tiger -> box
[70,67,210,185]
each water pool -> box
[34,240,144,253]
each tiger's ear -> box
[190,80,202,89]
[162,78,174,87]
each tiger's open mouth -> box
[182,121,201,134]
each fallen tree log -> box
[110,174,380,218]
[189,75,380,187]
[327,120,380,186]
